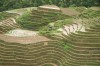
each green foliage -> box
[39,27,58,37]
[54,19,73,29]
[17,10,69,31]
[63,44,70,50]
[39,18,73,36]
[0,0,100,11]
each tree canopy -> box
[0,0,100,11]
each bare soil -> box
[61,8,80,16]
[0,34,50,44]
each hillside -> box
[0,5,100,66]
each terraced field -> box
[0,22,100,66]
[0,6,100,66]
[0,18,20,33]
[17,9,70,30]
[65,24,100,65]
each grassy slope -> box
[16,9,71,31]
[0,7,99,36]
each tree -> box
[0,0,99,12]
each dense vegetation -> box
[0,0,100,11]
[39,19,73,36]
[17,9,70,31]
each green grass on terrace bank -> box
[16,9,71,31]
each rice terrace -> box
[0,0,100,66]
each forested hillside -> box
[0,0,100,11]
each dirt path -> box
[0,34,50,44]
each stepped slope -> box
[0,7,100,66]
[0,22,99,66]
[64,23,100,66]
[0,18,19,33]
